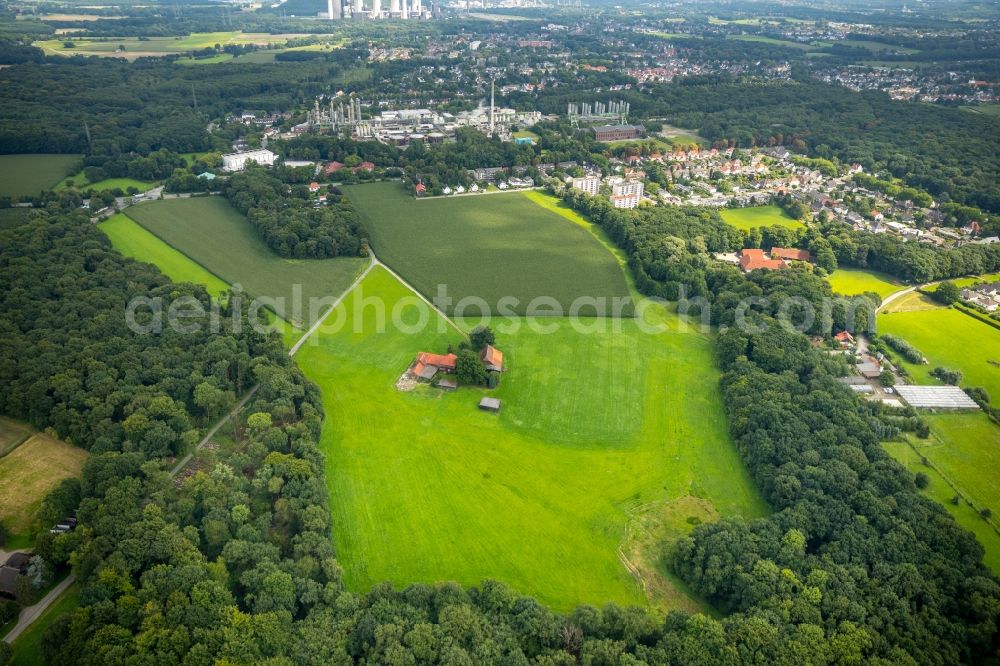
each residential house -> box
[739,249,786,272]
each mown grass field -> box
[0,154,79,197]
[827,268,903,299]
[345,182,633,316]
[125,197,367,328]
[34,31,312,58]
[719,205,803,230]
[294,265,767,612]
[56,171,156,193]
[883,437,1000,573]
[8,584,81,665]
[927,272,1000,291]
[878,306,1000,399]
[99,213,229,296]
[0,433,88,537]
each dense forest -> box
[223,168,366,258]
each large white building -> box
[611,193,641,209]
[612,180,644,198]
[571,176,601,196]
[222,149,277,172]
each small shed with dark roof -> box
[478,397,501,413]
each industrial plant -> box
[323,0,434,20]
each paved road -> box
[876,285,917,313]
[2,574,74,644]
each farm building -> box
[770,247,811,262]
[739,249,786,272]
[479,397,502,412]
[856,355,883,379]
[834,330,855,347]
[480,345,504,372]
[409,351,457,382]
[894,385,980,409]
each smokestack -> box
[489,78,495,137]
[372,0,380,17]
[401,0,408,17]
[391,0,399,13]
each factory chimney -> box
[391,0,399,12]
[401,0,408,18]
[489,78,495,137]
[371,0,381,17]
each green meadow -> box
[7,584,81,665]
[99,213,229,296]
[827,268,904,299]
[34,31,310,58]
[125,197,367,328]
[294,266,767,612]
[719,205,803,230]
[345,182,633,315]
[883,436,1000,574]
[56,170,156,193]
[878,306,1000,399]
[0,154,79,197]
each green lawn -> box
[294,265,767,612]
[883,437,1000,574]
[345,182,633,316]
[0,154,79,198]
[827,268,904,299]
[34,31,309,58]
[878,306,1000,400]
[719,205,803,231]
[8,584,81,665]
[56,172,156,193]
[99,213,229,297]
[124,197,367,329]
[927,272,1000,291]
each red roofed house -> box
[352,161,375,173]
[739,249,786,272]
[415,183,427,195]
[770,247,811,262]
[834,330,855,347]
[308,182,321,193]
[323,161,345,176]
[480,345,504,372]
[410,352,457,381]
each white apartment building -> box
[611,193,641,209]
[571,176,602,195]
[612,180,644,198]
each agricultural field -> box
[294,266,767,612]
[827,268,903,299]
[0,432,88,538]
[99,214,229,297]
[0,154,79,198]
[344,183,633,316]
[719,205,803,230]
[878,306,1000,399]
[883,437,1000,574]
[33,31,313,59]
[726,34,810,49]
[125,197,367,328]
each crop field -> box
[827,268,903,299]
[726,34,810,49]
[883,437,1000,573]
[878,306,1000,399]
[99,214,229,296]
[34,31,312,58]
[927,272,1000,291]
[0,433,88,537]
[125,197,367,328]
[719,205,803,230]
[344,183,633,315]
[0,154,79,197]
[294,265,767,612]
